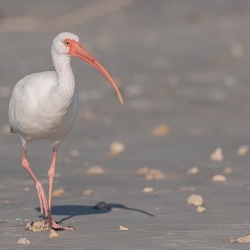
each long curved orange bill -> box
[70,42,123,104]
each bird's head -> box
[52,32,123,104]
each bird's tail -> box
[10,125,17,133]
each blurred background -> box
[1,0,250,247]
[1,0,250,167]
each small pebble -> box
[109,141,125,157]
[196,206,206,213]
[212,175,227,182]
[210,148,223,162]
[17,238,31,245]
[83,189,94,197]
[57,157,70,164]
[119,225,128,231]
[94,201,110,211]
[86,166,105,175]
[187,194,204,206]
[223,167,234,175]
[237,145,249,156]
[230,235,250,243]
[49,229,59,238]
[146,169,166,180]
[137,166,150,175]
[143,187,154,193]
[152,124,170,136]
[178,187,196,191]
[187,167,199,175]
[52,188,65,197]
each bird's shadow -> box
[36,203,154,223]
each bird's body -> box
[8,32,123,231]
[9,70,79,148]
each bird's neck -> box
[52,52,76,105]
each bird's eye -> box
[65,41,70,45]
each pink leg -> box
[48,149,56,212]
[22,148,48,217]
[47,149,75,231]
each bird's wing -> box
[8,71,57,134]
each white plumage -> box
[9,70,79,148]
[8,32,123,231]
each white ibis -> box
[8,32,123,230]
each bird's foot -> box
[48,219,75,231]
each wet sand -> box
[1,1,250,249]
